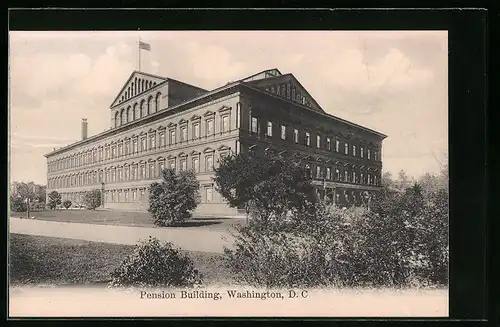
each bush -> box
[10,196,27,212]
[148,168,200,227]
[62,200,72,209]
[83,189,101,210]
[47,190,61,210]
[109,237,203,288]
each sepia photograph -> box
[8,29,449,317]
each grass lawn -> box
[9,234,236,287]
[10,210,243,232]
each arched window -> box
[127,106,132,123]
[149,81,153,88]
[141,79,145,91]
[147,97,153,115]
[134,103,140,120]
[155,92,161,112]
[131,82,135,96]
[120,108,126,125]
[141,100,147,117]
[114,111,119,128]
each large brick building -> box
[44,68,386,216]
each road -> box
[9,217,234,254]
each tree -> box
[214,151,316,226]
[83,189,101,210]
[148,168,200,227]
[62,200,72,209]
[47,190,62,210]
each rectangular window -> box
[159,161,165,173]
[281,125,286,140]
[353,145,356,156]
[206,155,213,171]
[170,130,176,145]
[133,140,138,153]
[294,129,299,143]
[180,159,187,171]
[368,149,371,160]
[118,168,122,181]
[112,170,116,182]
[207,119,214,135]
[118,144,122,157]
[159,132,164,147]
[149,163,154,178]
[344,143,348,155]
[326,138,331,150]
[181,126,187,142]
[305,132,311,146]
[150,135,156,149]
[141,165,146,179]
[222,115,230,132]
[374,151,379,161]
[326,167,331,180]
[124,190,128,202]
[317,135,321,148]
[206,187,213,203]
[141,138,147,152]
[193,123,200,139]
[124,167,129,181]
[267,121,273,137]
[335,140,340,152]
[316,166,321,179]
[133,190,137,201]
[251,117,258,134]
[140,189,145,200]
[125,143,129,156]
[361,147,364,158]
[193,157,199,172]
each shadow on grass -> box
[165,221,222,228]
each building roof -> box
[45,68,386,157]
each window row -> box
[264,82,312,107]
[48,108,236,173]
[251,116,380,161]
[114,92,162,128]
[304,163,380,186]
[118,77,157,103]
[48,152,226,189]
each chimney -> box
[81,118,88,140]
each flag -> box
[139,40,151,51]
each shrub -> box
[83,189,101,210]
[10,196,27,212]
[62,200,72,209]
[47,190,61,210]
[148,168,200,227]
[109,237,203,288]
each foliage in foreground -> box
[47,190,62,210]
[224,171,449,289]
[62,200,72,209]
[109,236,203,288]
[148,168,200,227]
[214,151,316,224]
[83,189,101,210]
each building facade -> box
[44,68,386,216]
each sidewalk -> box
[9,218,234,254]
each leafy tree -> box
[47,190,62,210]
[148,168,200,227]
[62,200,72,209]
[83,189,101,210]
[214,151,316,225]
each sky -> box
[9,30,448,185]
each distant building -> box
[44,68,386,216]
